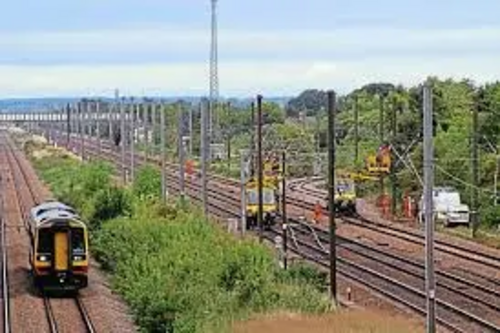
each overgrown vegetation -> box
[27,141,331,333]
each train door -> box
[54,231,69,271]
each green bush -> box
[480,205,500,229]
[133,165,162,199]
[91,187,132,229]
[277,261,328,293]
[94,212,330,333]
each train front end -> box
[31,209,89,292]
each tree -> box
[286,89,327,117]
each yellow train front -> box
[245,179,278,230]
[326,180,357,214]
[29,201,89,292]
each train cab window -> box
[71,228,86,254]
[246,190,275,205]
[263,190,276,204]
[247,190,258,205]
[37,229,53,254]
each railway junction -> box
[0,84,498,332]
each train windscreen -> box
[37,229,53,254]
[247,189,275,205]
[71,228,86,254]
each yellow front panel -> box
[54,232,68,271]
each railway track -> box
[282,221,500,332]
[44,297,96,333]
[59,134,500,332]
[0,156,11,333]
[3,134,97,333]
[287,178,500,272]
[78,135,500,270]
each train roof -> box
[30,201,84,228]
[33,210,85,228]
[31,201,77,218]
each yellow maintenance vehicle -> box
[347,144,391,181]
[328,177,357,214]
[245,159,281,230]
[326,144,392,214]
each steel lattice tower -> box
[209,0,219,143]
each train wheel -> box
[247,217,255,230]
[348,203,356,215]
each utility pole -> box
[120,98,126,184]
[144,102,150,160]
[495,154,499,206]
[201,99,209,216]
[250,102,256,177]
[130,100,136,182]
[109,100,114,144]
[178,103,186,200]
[471,91,479,237]
[379,94,385,198]
[423,82,436,333]
[160,102,167,202]
[391,99,398,216]
[66,103,71,149]
[113,89,120,149]
[353,95,360,197]
[79,102,85,161]
[281,151,288,270]
[256,95,264,242]
[240,149,247,234]
[327,90,337,305]
[354,95,359,167]
[189,104,193,156]
[96,100,102,156]
[87,100,92,141]
[209,0,219,142]
[226,102,232,172]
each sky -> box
[0,0,499,98]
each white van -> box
[418,187,470,227]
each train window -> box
[247,190,258,204]
[37,229,53,254]
[72,228,86,254]
[246,190,275,205]
[263,190,275,204]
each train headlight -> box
[37,255,49,262]
[73,255,85,261]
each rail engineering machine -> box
[326,144,392,215]
[245,177,278,229]
[327,177,357,214]
[244,158,282,230]
[29,200,89,292]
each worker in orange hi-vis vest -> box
[313,201,323,224]
[185,159,194,181]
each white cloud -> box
[0,25,499,96]
[0,56,498,98]
[0,26,499,60]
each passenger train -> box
[29,200,89,291]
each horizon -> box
[1,1,499,98]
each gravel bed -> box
[49,298,89,333]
